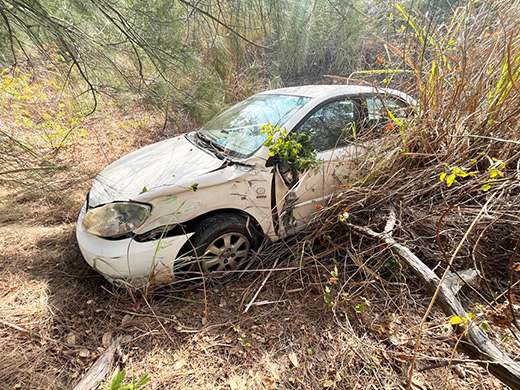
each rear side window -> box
[295,99,360,151]
[363,96,409,135]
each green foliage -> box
[337,210,350,222]
[322,265,339,308]
[261,123,318,175]
[448,313,491,333]
[233,325,251,347]
[322,264,372,312]
[439,154,507,191]
[439,166,477,188]
[1,67,88,149]
[104,370,150,390]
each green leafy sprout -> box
[103,370,150,390]
[439,154,506,191]
[261,123,318,174]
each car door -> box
[273,98,363,237]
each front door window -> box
[296,99,360,151]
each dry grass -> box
[0,207,514,389]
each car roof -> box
[257,84,416,105]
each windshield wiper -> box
[193,132,253,168]
[194,132,231,160]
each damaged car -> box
[76,85,415,286]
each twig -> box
[0,317,80,349]
[243,258,279,313]
[452,134,520,145]
[250,299,289,306]
[142,297,177,344]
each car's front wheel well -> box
[133,209,264,245]
[183,209,265,242]
[177,209,264,255]
[189,209,262,233]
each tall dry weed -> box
[338,0,520,285]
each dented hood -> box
[88,134,223,207]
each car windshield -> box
[198,94,310,158]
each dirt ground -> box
[0,71,517,389]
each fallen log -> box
[72,337,121,390]
[344,209,520,389]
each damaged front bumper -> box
[76,203,193,286]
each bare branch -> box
[177,0,268,49]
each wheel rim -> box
[200,232,251,274]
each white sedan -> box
[76,85,414,286]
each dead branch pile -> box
[252,1,520,387]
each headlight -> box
[82,202,152,238]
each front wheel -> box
[187,213,258,277]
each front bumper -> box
[76,203,193,286]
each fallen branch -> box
[72,337,121,390]
[243,258,279,313]
[344,209,520,389]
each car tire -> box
[187,213,258,277]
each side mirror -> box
[276,161,298,189]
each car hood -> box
[88,134,224,207]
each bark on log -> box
[72,337,120,390]
[345,211,520,389]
